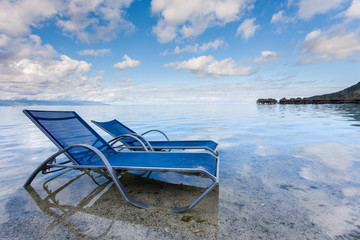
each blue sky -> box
[0,0,359,104]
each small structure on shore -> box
[256,98,278,104]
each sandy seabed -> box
[0,169,220,239]
[1,165,359,240]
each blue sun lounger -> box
[91,119,218,155]
[23,110,219,212]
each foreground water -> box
[0,104,359,239]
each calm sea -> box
[0,103,359,239]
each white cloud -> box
[78,49,111,56]
[236,18,260,40]
[0,53,113,101]
[199,39,225,51]
[0,0,135,43]
[0,0,58,37]
[163,39,225,55]
[56,0,135,43]
[0,34,57,63]
[173,45,197,54]
[11,55,91,77]
[164,55,254,77]
[113,55,140,70]
[301,29,360,63]
[112,78,133,87]
[151,0,254,43]
[305,29,322,41]
[254,51,279,63]
[0,33,114,102]
[345,0,360,18]
[271,10,294,24]
[297,0,345,20]
[0,34,11,47]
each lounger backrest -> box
[23,110,117,165]
[92,119,135,137]
[92,119,139,146]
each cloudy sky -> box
[0,0,359,104]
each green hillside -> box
[311,82,360,99]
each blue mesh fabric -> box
[93,119,135,136]
[92,119,137,144]
[133,140,218,150]
[102,152,217,176]
[24,110,117,165]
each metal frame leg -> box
[171,181,218,213]
[24,151,61,187]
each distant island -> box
[257,82,360,104]
[0,99,107,106]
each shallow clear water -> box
[0,104,360,239]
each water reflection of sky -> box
[1,104,360,238]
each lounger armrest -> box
[141,129,170,141]
[64,144,149,209]
[52,144,111,166]
[128,133,154,151]
[108,134,151,151]
[24,144,110,186]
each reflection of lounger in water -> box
[23,110,219,212]
[26,169,115,239]
[26,169,219,238]
[91,119,218,155]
